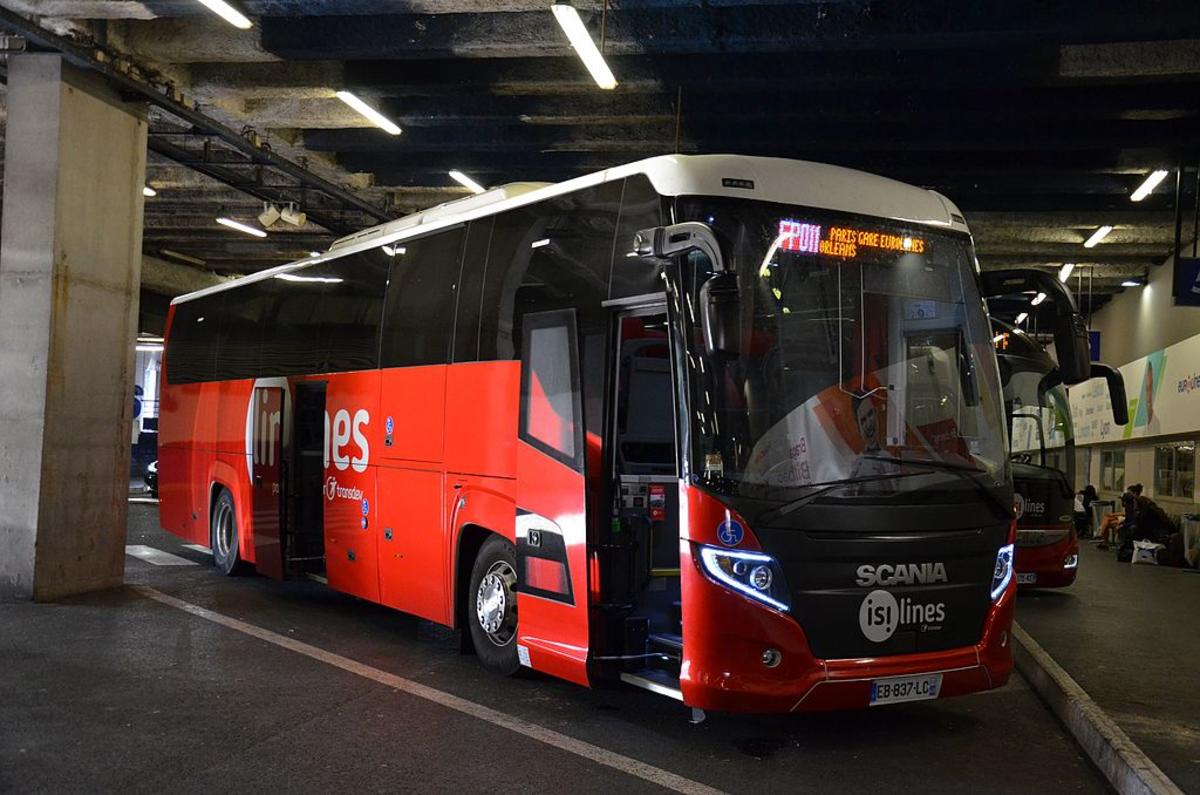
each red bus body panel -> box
[1015,525,1079,589]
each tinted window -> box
[381,227,466,367]
[453,219,492,363]
[610,175,665,299]
[256,269,328,377]
[520,310,583,471]
[311,250,389,372]
[165,294,219,384]
[214,285,266,380]
[479,183,619,361]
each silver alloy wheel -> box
[475,559,517,647]
[213,499,236,560]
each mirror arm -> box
[633,222,727,272]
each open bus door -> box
[514,309,591,686]
[251,385,285,580]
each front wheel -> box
[210,488,242,576]
[467,535,520,676]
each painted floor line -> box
[130,585,725,795]
[1013,622,1182,795]
[125,545,198,566]
[181,544,212,554]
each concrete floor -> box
[0,505,1110,793]
[1017,541,1200,793]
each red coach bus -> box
[160,154,1092,714]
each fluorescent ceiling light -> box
[551,3,618,90]
[381,245,406,257]
[335,91,402,135]
[309,251,322,258]
[195,0,252,29]
[1014,312,1028,325]
[449,170,487,194]
[275,273,343,284]
[1122,279,1143,287]
[1058,262,1075,282]
[1031,292,1047,306]
[1083,225,1113,248]
[161,249,206,266]
[135,344,164,352]
[1130,169,1170,202]
[216,216,267,238]
[143,186,157,197]
[531,238,551,249]
[137,335,164,343]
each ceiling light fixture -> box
[335,91,402,135]
[551,2,618,90]
[143,186,157,197]
[280,203,307,227]
[258,202,281,228]
[1121,279,1143,287]
[1058,262,1075,282]
[309,251,322,258]
[161,249,206,266]
[216,216,267,238]
[1031,292,1047,306]
[136,344,165,353]
[381,245,406,257]
[194,0,252,29]
[1083,225,1113,248]
[449,170,487,194]
[1130,169,1170,202]
[1014,312,1028,325]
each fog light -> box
[750,565,773,591]
[761,648,782,668]
[1063,554,1078,569]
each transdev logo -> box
[325,476,363,503]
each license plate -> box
[869,673,943,706]
[1017,572,1037,585]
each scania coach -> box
[159,154,1095,713]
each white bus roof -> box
[173,154,970,305]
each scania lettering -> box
[160,155,1102,714]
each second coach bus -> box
[159,154,1096,713]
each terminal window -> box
[1100,449,1125,492]
[1153,442,1195,499]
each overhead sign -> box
[778,219,926,259]
[1172,256,1200,307]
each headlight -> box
[1063,554,1078,569]
[990,543,1014,601]
[698,545,790,612]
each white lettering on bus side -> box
[323,408,371,472]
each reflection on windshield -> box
[675,198,1008,500]
[998,339,1075,476]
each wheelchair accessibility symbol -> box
[717,519,744,547]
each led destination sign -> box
[778,219,926,259]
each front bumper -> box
[1015,535,1078,589]
[679,542,1014,714]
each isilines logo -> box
[859,589,947,642]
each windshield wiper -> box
[886,455,1013,519]
[758,469,939,524]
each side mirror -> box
[980,268,1091,385]
[1089,362,1129,426]
[700,272,741,355]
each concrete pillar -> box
[0,54,148,601]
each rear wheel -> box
[467,535,520,675]
[210,489,242,576]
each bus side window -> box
[609,174,664,300]
[316,250,389,373]
[381,227,467,368]
[453,218,492,363]
[165,294,220,384]
[479,183,619,362]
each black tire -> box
[467,535,521,676]
[210,488,242,576]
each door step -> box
[648,632,682,657]
[620,668,682,701]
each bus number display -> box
[778,219,926,259]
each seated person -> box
[1122,494,1172,545]
[1097,493,1133,549]
[1074,484,1098,536]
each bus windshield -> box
[674,197,1008,504]
[995,326,1075,477]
